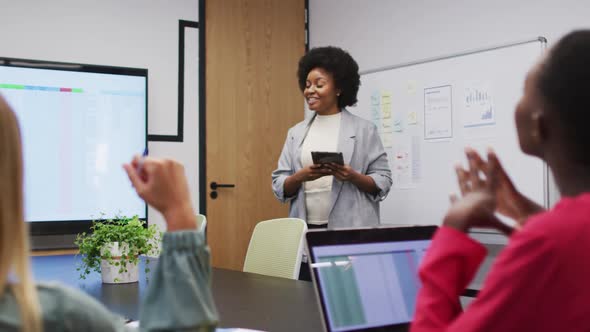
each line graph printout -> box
[424,85,452,140]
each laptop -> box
[306,225,437,332]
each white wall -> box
[310,0,590,73]
[0,0,200,231]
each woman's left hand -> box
[444,149,517,235]
[324,163,358,182]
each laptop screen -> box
[307,226,436,332]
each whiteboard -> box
[351,39,547,227]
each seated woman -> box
[412,30,590,331]
[0,95,217,331]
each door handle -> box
[210,182,236,190]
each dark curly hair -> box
[297,46,361,108]
[538,30,590,164]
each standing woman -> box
[272,47,392,230]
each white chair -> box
[196,214,207,234]
[243,218,307,280]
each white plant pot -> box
[100,242,139,284]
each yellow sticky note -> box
[380,90,392,105]
[407,111,418,125]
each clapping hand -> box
[445,148,518,235]
[456,148,544,226]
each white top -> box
[300,112,342,225]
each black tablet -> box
[311,151,344,166]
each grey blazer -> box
[272,109,392,228]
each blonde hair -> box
[0,95,43,332]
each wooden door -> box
[206,0,305,270]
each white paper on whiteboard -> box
[392,137,414,189]
[424,85,453,140]
[463,82,495,128]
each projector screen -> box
[0,58,147,224]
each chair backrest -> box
[196,214,207,233]
[243,218,307,280]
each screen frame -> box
[306,225,438,332]
[0,56,148,236]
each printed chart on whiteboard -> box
[463,82,495,128]
[424,85,453,140]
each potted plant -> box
[75,214,161,284]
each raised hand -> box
[124,156,197,231]
[456,148,544,226]
[446,148,517,235]
[444,191,511,234]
